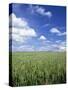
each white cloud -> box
[59,46,66,51]
[17,45,35,51]
[9,13,28,28]
[60,41,66,47]
[9,13,66,52]
[12,45,34,51]
[51,41,66,51]
[10,27,37,37]
[38,46,48,51]
[55,40,61,43]
[57,32,66,36]
[12,33,22,42]
[35,6,45,15]
[44,11,52,18]
[50,28,60,33]
[39,35,46,40]
[19,28,37,37]
[12,33,28,43]
[50,27,66,36]
[9,13,37,43]
[44,24,50,27]
[38,40,66,52]
[33,6,52,18]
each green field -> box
[10,52,66,86]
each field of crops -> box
[10,52,66,86]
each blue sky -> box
[9,3,66,52]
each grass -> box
[10,51,66,86]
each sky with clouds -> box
[9,3,66,52]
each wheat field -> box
[9,52,66,86]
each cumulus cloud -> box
[10,27,37,37]
[35,6,45,15]
[59,41,66,51]
[39,35,46,40]
[50,27,66,36]
[37,40,66,52]
[19,28,37,37]
[57,32,66,36]
[9,13,28,28]
[9,13,66,52]
[9,13,37,43]
[35,6,52,17]
[59,46,66,51]
[51,41,66,51]
[44,11,52,17]
[55,40,61,43]
[30,5,52,18]
[50,28,60,33]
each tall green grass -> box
[10,52,66,86]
